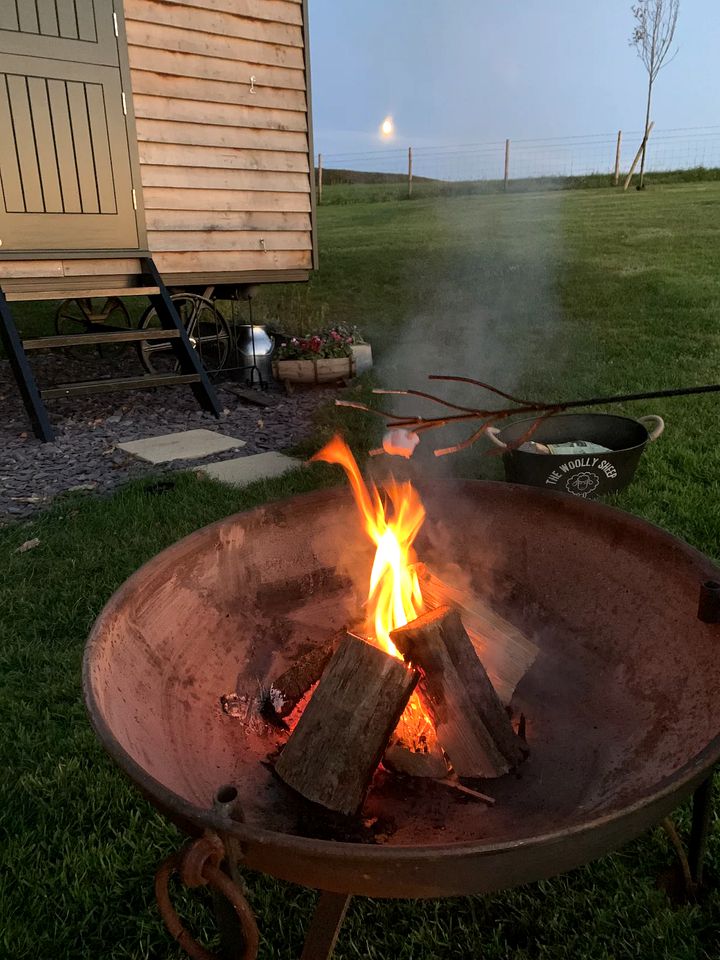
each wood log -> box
[274,635,418,816]
[267,641,337,718]
[414,563,538,704]
[383,739,448,779]
[391,606,525,779]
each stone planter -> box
[272,356,356,386]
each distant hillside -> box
[315,165,720,204]
[318,167,436,185]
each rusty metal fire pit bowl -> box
[83,481,720,959]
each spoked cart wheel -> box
[54,297,132,359]
[138,293,231,375]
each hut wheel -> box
[138,292,231,375]
[54,297,132,360]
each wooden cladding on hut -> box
[0,0,316,295]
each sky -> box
[308,0,720,167]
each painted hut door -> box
[0,0,142,253]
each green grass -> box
[3,181,720,957]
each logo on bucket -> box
[545,457,618,498]
[565,471,600,496]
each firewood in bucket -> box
[274,634,418,816]
[391,606,526,779]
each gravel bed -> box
[0,350,337,522]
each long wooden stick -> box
[336,380,720,458]
[436,778,495,805]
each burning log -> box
[275,634,418,816]
[414,563,538,704]
[391,606,525,779]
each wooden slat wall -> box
[0,0,314,292]
[125,0,314,279]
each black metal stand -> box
[219,295,268,389]
[0,258,221,441]
[0,288,55,442]
[243,310,264,389]
[689,772,715,885]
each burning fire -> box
[311,436,434,747]
[311,435,425,653]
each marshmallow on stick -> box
[381,428,420,459]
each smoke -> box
[371,190,568,480]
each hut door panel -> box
[0,2,141,253]
[0,0,118,65]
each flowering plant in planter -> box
[276,327,355,361]
[272,325,366,388]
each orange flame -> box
[311,435,426,654]
[312,437,437,749]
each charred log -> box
[391,606,525,779]
[383,738,448,779]
[414,563,537,704]
[267,640,338,718]
[275,634,418,816]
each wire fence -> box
[318,125,720,187]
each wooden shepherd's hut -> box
[0,0,317,440]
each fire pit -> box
[83,480,720,958]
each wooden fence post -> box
[408,146,413,197]
[504,139,510,191]
[623,122,654,191]
[614,130,622,185]
[317,153,323,201]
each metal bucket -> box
[487,413,664,499]
[234,324,275,385]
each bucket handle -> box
[637,415,665,442]
[486,426,507,449]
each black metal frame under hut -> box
[0,256,221,442]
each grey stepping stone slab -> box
[118,429,246,464]
[201,452,300,487]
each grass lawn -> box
[3,181,720,958]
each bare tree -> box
[629,0,680,188]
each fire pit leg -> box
[300,891,352,960]
[213,785,250,960]
[154,834,259,960]
[689,772,715,886]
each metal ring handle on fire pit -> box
[155,834,259,960]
